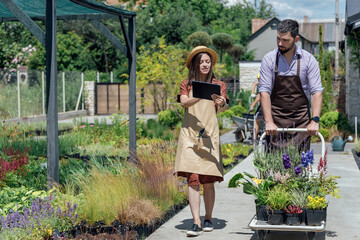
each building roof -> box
[0,0,136,23]
[299,21,345,43]
[249,17,345,43]
[248,17,280,41]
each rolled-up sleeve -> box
[177,79,190,103]
[307,55,324,95]
[258,53,274,94]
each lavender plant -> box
[0,197,78,239]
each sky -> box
[229,0,346,21]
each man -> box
[258,19,323,150]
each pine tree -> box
[325,52,334,110]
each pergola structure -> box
[0,0,137,188]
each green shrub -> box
[229,105,246,117]
[319,128,330,141]
[158,110,180,127]
[220,109,235,119]
[320,111,351,131]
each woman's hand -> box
[211,94,226,107]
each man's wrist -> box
[310,116,320,123]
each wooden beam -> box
[46,0,59,189]
[128,17,136,162]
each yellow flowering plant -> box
[307,196,328,210]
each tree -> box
[137,37,187,112]
[325,52,334,110]
[254,0,277,19]
[318,25,328,114]
[211,33,234,63]
[185,31,212,48]
[28,31,95,71]
[227,44,245,96]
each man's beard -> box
[278,42,295,54]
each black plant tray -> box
[60,201,188,239]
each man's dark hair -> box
[277,19,299,38]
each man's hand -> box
[307,120,319,136]
[266,121,278,136]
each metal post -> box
[42,71,45,115]
[128,17,136,162]
[62,72,65,112]
[17,71,20,119]
[111,71,113,83]
[97,71,100,83]
[76,73,84,111]
[356,117,358,140]
[335,0,339,80]
[46,0,59,189]
[81,72,84,110]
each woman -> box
[175,46,229,236]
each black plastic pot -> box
[267,210,284,225]
[285,213,301,226]
[305,208,327,226]
[256,204,268,221]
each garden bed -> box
[351,148,360,170]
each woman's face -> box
[199,53,211,76]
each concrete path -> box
[146,131,360,240]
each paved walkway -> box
[146,130,360,240]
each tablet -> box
[192,81,221,100]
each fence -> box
[0,68,245,119]
[0,69,85,120]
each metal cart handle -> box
[259,128,325,159]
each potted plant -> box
[285,205,303,225]
[305,196,327,226]
[228,172,273,221]
[265,185,291,225]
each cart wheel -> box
[306,231,316,240]
[235,130,245,142]
[256,230,266,240]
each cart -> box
[231,114,254,143]
[248,216,325,240]
[231,113,264,144]
[249,128,326,240]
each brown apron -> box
[175,90,223,180]
[266,52,310,151]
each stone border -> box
[351,148,360,170]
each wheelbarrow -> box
[249,128,326,240]
[231,114,254,143]
[231,113,264,144]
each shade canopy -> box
[0,0,136,22]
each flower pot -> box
[305,208,327,226]
[285,213,301,226]
[267,210,284,225]
[256,204,268,221]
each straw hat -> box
[186,46,218,69]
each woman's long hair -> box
[187,52,215,86]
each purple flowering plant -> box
[0,197,78,239]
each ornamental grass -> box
[76,168,141,225]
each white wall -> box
[239,61,261,91]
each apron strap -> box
[275,52,279,76]
[296,54,301,76]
